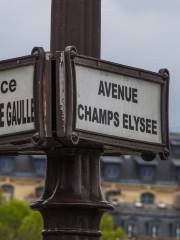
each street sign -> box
[56,47,169,158]
[0,48,52,151]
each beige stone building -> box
[0,155,45,202]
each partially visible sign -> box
[56,48,169,158]
[0,65,35,135]
[0,48,52,151]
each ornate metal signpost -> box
[34,1,113,239]
[0,0,170,239]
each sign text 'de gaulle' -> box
[75,65,162,144]
[0,65,35,136]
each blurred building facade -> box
[0,133,179,239]
[101,133,180,239]
[0,155,46,202]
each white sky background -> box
[0,0,179,132]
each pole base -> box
[32,148,113,240]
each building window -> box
[32,156,46,176]
[176,167,180,184]
[35,187,44,198]
[171,145,180,158]
[1,184,14,200]
[103,163,121,181]
[105,190,121,202]
[176,227,180,239]
[174,194,180,209]
[141,192,155,205]
[0,157,14,174]
[139,165,155,182]
[152,225,158,238]
[171,223,180,239]
[147,222,161,238]
[125,221,137,238]
[127,224,133,238]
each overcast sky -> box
[0,0,179,132]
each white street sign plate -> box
[75,65,162,144]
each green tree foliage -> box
[17,211,43,240]
[100,213,126,240]
[0,200,31,239]
[0,198,43,240]
[0,223,14,240]
[0,196,125,240]
[0,191,5,205]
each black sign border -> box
[0,48,53,151]
[56,47,169,159]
